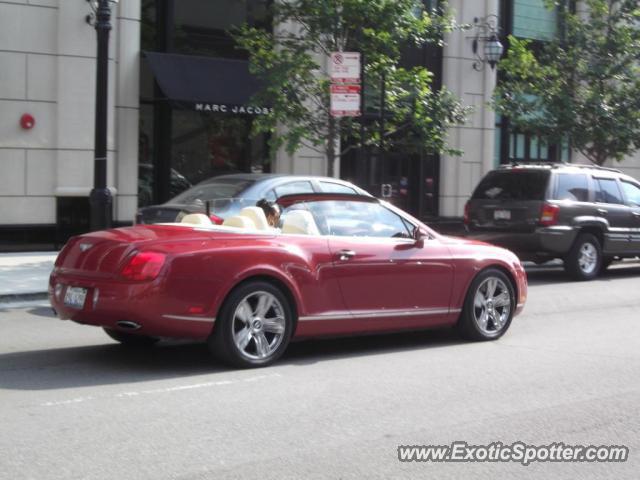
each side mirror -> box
[413,227,429,244]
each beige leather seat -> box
[181,213,212,226]
[239,206,270,231]
[223,215,256,229]
[281,210,320,235]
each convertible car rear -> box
[50,194,527,368]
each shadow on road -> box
[526,261,640,286]
[0,328,465,391]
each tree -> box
[493,0,640,166]
[234,0,470,177]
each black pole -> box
[379,72,386,189]
[89,0,113,231]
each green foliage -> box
[234,0,470,175]
[494,0,640,166]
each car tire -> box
[564,233,602,281]
[209,281,294,368]
[103,328,159,347]
[457,268,515,341]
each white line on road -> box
[40,373,282,407]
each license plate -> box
[494,209,511,220]
[64,287,87,309]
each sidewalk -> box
[0,252,58,304]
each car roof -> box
[494,163,640,183]
[196,173,370,195]
[496,162,622,175]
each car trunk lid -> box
[54,225,227,277]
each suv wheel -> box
[564,233,602,281]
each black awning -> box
[143,52,271,115]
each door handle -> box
[632,211,640,219]
[597,208,608,215]
[337,250,356,261]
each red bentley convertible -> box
[49,194,527,368]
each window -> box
[263,189,277,202]
[287,200,413,238]
[472,170,549,201]
[554,174,589,202]
[513,0,558,41]
[595,178,624,205]
[319,182,357,194]
[620,181,640,207]
[173,0,271,59]
[274,181,314,197]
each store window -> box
[173,0,271,58]
[513,0,558,41]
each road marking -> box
[39,373,282,407]
[41,396,95,407]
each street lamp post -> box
[88,0,117,231]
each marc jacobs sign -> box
[195,103,273,115]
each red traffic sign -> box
[330,84,361,117]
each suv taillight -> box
[539,203,560,226]
[120,252,166,281]
[463,201,470,225]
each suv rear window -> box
[553,173,589,202]
[472,170,549,201]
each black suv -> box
[465,163,640,280]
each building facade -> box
[1,0,639,250]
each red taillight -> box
[209,214,224,225]
[120,251,166,281]
[539,203,560,226]
[463,202,470,225]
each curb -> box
[0,292,49,305]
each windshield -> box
[472,170,549,201]
[169,178,254,205]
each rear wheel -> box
[103,328,159,347]
[564,233,602,281]
[209,281,293,368]
[457,268,515,341]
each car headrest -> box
[222,215,256,229]
[239,206,270,230]
[281,210,320,236]
[181,213,212,226]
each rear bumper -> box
[467,226,577,261]
[49,271,218,340]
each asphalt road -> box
[1,262,639,479]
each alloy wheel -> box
[232,291,286,360]
[472,277,512,336]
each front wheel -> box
[209,281,294,368]
[564,233,602,281]
[457,269,515,341]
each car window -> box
[472,170,549,200]
[620,181,640,207]
[319,181,357,194]
[553,173,589,202]
[275,181,314,197]
[297,200,412,238]
[170,179,252,204]
[263,189,277,202]
[595,178,624,205]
